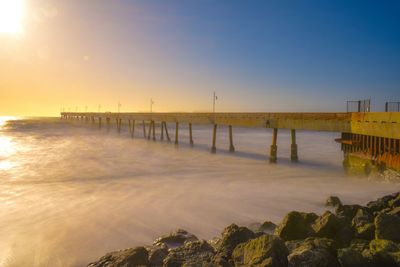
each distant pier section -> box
[61,112,400,172]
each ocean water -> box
[0,117,398,267]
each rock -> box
[389,193,400,208]
[232,234,288,267]
[337,240,370,267]
[352,208,375,240]
[388,206,400,216]
[87,246,149,267]
[146,245,168,266]
[215,224,256,256]
[275,211,318,241]
[153,229,198,249]
[367,193,399,213]
[286,237,339,267]
[326,196,342,207]
[335,204,366,221]
[375,213,400,242]
[163,240,215,267]
[366,239,400,267]
[256,221,277,234]
[310,211,353,247]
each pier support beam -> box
[269,128,278,163]
[147,121,152,140]
[161,122,164,140]
[152,121,156,141]
[211,124,217,153]
[290,129,298,162]
[229,125,235,153]
[164,122,171,142]
[175,122,179,145]
[131,120,135,138]
[99,117,102,129]
[142,120,146,138]
[189,123,194,146]
[106,118,110,132]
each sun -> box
[0,0,25,34]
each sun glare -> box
[0,0,25,34]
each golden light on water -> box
[0,0,25,34]
[0,117,17,171]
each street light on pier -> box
[150,98,154,113]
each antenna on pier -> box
[213,91,218,113]
[150,98,154,113]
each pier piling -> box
[229,125,235,153]
[175,122,179,145]
[269,128,278,163]
[189,123,194,146]
[290,129,298,162]
[211,124,217,153]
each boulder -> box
[326,196,342,208]
[87,246,149,267]
[163,240,215,267]
[352,208,375,240]
[258,221,277,234]
[146,245,168,266]
[335,204,366,221]
[367,193,399,213]
[337,239,370,267]
[366,239,400,267]
[375,213,400,242]
[389,193,400,208]
[232,234,288,267]
[275,211,318,241]
[286,237,339,267]
[153,229,198,249]
[312,211,340,239]
[388,206,400,217]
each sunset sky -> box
[0,0,399,116]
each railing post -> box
[211,124,217,153]
[290,129,298,162]
[269,128,278,163]
[229,125,235,153]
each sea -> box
[0,116,398,267]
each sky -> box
[0,0,399,116]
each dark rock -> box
[337,240,370,267]
[367,192,399,213]
[335,204,366,221]
[232,234,288,267]
[215,224,256,256]
[146,245,168,266]
[163,240,215,267]
[153,229,198,249]
[312,211,340,239]
[326,196,342,207]
[275,211,318,241]
[388,206,400,216]
[389,193,400,208]
[375,213,400,242]
[366,239,400,267]
[87,246,149,267]
[255,221,277,234]
[352,208,375,240]
[287,237,339,267]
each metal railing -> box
[385,102,400,112]
[346,99,371,112]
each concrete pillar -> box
[147,121,152,140]
[165,122,171,142]
[99,117,102,129]
[106,117,110,132]
[142,120,146,138]
[228,125,235,153]
[161,122,164,140]
[269,128,278,163]
[211,124,217,153]
[131,120,135,138]
[175,122,179,145]
[290,129,298,162]
[189,123,194,146]
[152,121,156,141]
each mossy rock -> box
[275,211,318,241]
[352,208,375,240]
[388,193,400,208]
[87,246,149,267]
[287,237,339,267]
[375,213,400,242]
[232,234,288,267]
[312,211,340,239]
[163,240,215,267]
[365,239,400,267]
[326,196,342,208]
[367,193,399,213]
[335,204,367,221]
[153,229,198,249]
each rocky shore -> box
[88,192,400,267]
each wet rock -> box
[389,193,400,208]
[375,213,400,242]
[365,239,400,267]
[249,221,277,234]
[153,229,198,249]
[275,211,318,241]
[311,210,356,246]
[388,206,400,216]
[287,237,339,267]
[367,192,399,213]
[87,246,149,267]
[146,245,168,266]
[326,196,342,208]
[335,204,366,221]
[352,208,375,240]
[232,234,288,267]
[163,240,215,267]
[337,239,370,267]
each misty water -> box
[0,117,398,267]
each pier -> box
[61,112,400,171]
